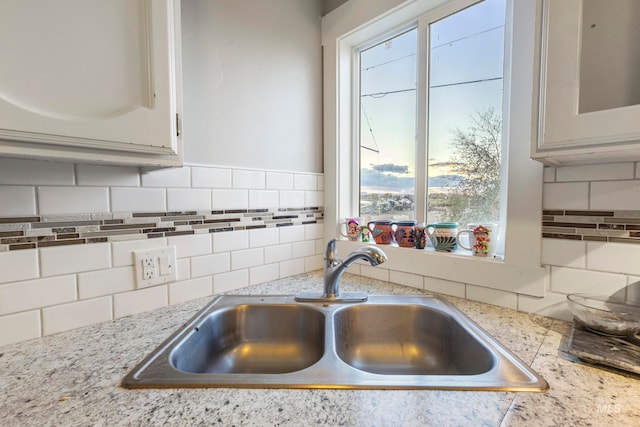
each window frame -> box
[322,0,546,297]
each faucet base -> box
[294,292,368,303]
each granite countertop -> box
[1,272,639,426]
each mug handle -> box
[457,229,472,250]
[337,221,348,238]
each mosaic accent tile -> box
[542,209,640,243]
[0,207,323,249]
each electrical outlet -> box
[134,246,177,288]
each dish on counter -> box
[567,293,640,336]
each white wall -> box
[181,0,323,173]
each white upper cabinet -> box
[532,0,640,165]
[0,0,182,167]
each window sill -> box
[336,239,546,297]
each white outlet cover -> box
[133,246,177,288]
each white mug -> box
[457,223,499,257]
[338,217,363,241]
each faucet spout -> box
[296,239,388,303]
[322,240,388,299]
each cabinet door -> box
[0,0,182,167]
[533,0,640,165]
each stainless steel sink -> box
[122,295,548,391]
[334,304,494,375]
[171,304,325,374]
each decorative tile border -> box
[542,210,640,243]
[0,207,324,251]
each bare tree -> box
[442,107,502,225]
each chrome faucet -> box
[296,239,388,303]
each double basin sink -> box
[122,294,548,391]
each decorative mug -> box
[458,223,499,257]
[425,222,458,252]
[395,220,417,248]
[367,220,396,245]
[339,217,363,241]
[414,223,427,249]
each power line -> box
[430,25,504,50]
[361,53,416,72]
[361,76,502,98]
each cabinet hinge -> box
[176,114,181,137]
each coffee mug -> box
[339,217,363,241]
[425,222,458,252]
[458,223,499,257]
[367,220,396,245]
[414,223,427,249]
[395,220,417,248]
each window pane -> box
[427,0,505,227]
[359,28,417,221]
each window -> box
[358,0,506,231]
[324,0,546,297]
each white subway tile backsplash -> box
[279,191,305,208]
[359,265,390,282]
[40,243,111,276]
[0,158,74,185]
[543,167,556,183]
[0,250,39,284]
[517,292,571,320]
[111,238,169,267]
[280,258,305,278]
[280,225,305,243]
[111,187,166,212]
[141,167,190,188]
[264,244,292,264]
[266,172,294,190]
[389,270,423,289]
[167,234,212,258]
[249,190,278,209]
[424,277,465,298]
[214,269,249,293]
[304,255,323,272]
[249,227,280,248]
[542,182,589,210]
[190,253,230,278]
[169,277,212,305]
[0,275,76,315]
[291,240,315,258]
[556,163,634,182]
[211,189,248,210]
[76,164,140,187]
[550,266,627,295]
[113,286,168,318]
[250,263,280,285]
[233,170,265,189]
[304,223,323,240]
[213,230,248,253]
[42,297,112,336]
[541,238,586,268]
[78,266,135,300]
[591,181,640,210]
[191,167,232,188]
[304,191,323,207]
[231,248,264,270]
[0,310,40,346]
[38,186,109,215]
[586,241,640,276]
[317,176,324,191]
[0,186,36,216]
[177,258,190,281]
[466,285,517,310]
[167,188,211,211]
[294,174,316,190]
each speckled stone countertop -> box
[1,272,639,426]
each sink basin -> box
[334,304,494,375]
[122,295,548,391]
[172,304,325,374]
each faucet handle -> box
[325,239,338,264]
